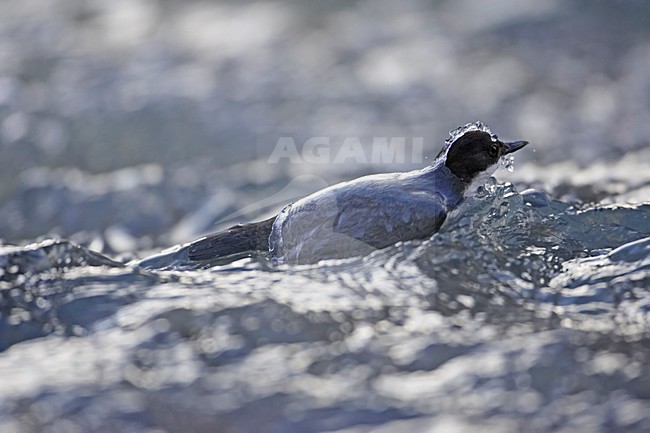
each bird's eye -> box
[489,145,498,157]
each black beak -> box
[502,140,528,155]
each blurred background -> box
[1,0,649,253]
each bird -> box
[188,122,528,265]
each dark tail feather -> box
[188,216,276,261]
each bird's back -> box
[270,168,459,264]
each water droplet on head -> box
[445,121,495,147]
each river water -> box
[2,167,650,432]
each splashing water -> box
[437,121,499,159]
[502,154,516,172]
[446,120,498,146]
[476,175,499,196]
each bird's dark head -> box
[444,130,528,183]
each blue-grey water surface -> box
[2,174,650,433]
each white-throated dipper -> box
[188,122,528,264]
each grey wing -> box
[332,190,447,249]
